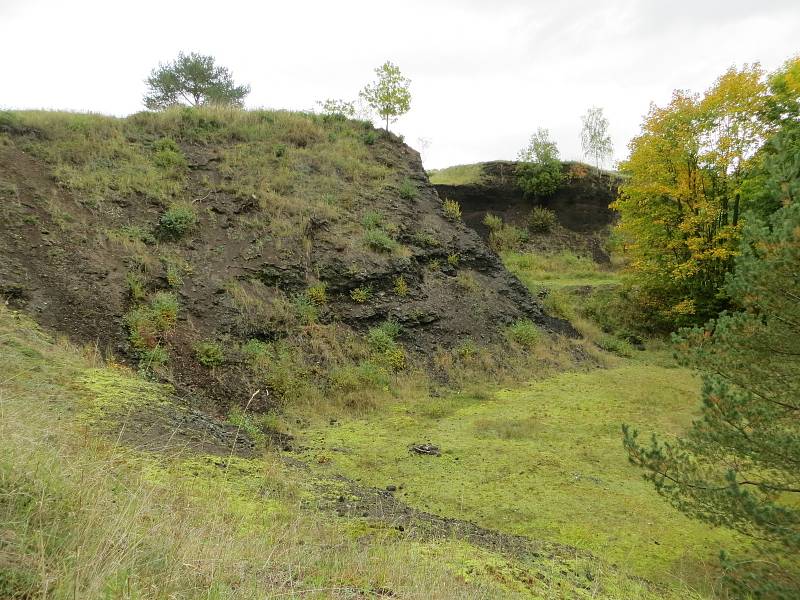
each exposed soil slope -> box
[433,161,620,261]
[0,109,568,412]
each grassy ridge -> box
[428,163,486,186]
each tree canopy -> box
[359,61,411,132]
[143,52,250,110]
[580,107,613,168]
[612,64,773,327]
[516,128,564,198]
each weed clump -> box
[361,210,384,229]
[306,283,328,306]
[363,228,397,253]
[483,213,503,232]
[350,286,371,303]
[528,206,557,233]
[398,178,417,200]
[125,291,179,367]
[160,202,197,239]
[194,341,224,367]
[367,321,401,353]
[152,137,187,171]
[393,275,409,297]
[442,198,462,221]
[505,319,541,348]
[489,223,528,252]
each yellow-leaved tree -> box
[612,64,771,327]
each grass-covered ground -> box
[428,163,486,186]
[501,249,619,288]
[284,249,745,598]
[293,362,739,593]
[1,303,701,599]
[0,306,526,599]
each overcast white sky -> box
[1,0,798,168]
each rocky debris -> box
[411,443,440,456]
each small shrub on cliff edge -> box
[443,198,462,221]
[399,178,417,200]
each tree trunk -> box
[385,115,389,132]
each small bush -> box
[350,286,371,303]
[306,283,327,306]
[273,143,287,157]
[293,294,319,325]
[361,211,384,229]
[160,202,197,239]
[329,361,390,393]
[226,405,275,444]
[382,347,407,371]
[139,344,169,367]
[393,275,409,297]
[241,338,270,363]
[124,292,179,365]
[489,224,528,252]
[483,213,503,231]
[195,341,224,367]
[456,271,479,292]
[398,178,417,200]
[363,229,397,253]
[161,255,190,288]
[413,230,439,248]
[516,160,564,198]
[447,253,460,267]
[528,206,557,233]
[152,138,187,171]
[367,320,401,353]
[442,199,462,221]
[597,335,634,357]
[505,319,541,348]
[125,271,147,302]
[364,131,377,145]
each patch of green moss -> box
[294,363,746,593]
[76,367,174,427]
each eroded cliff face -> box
[434,161,619,240]
[0,110,569,411]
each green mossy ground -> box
[293,360,742,591]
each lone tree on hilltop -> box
[143,52,250,110]
[516,128,564,198]
[580,106,613,168]
[360,61,411,132]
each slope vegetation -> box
[0,108,565,413]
